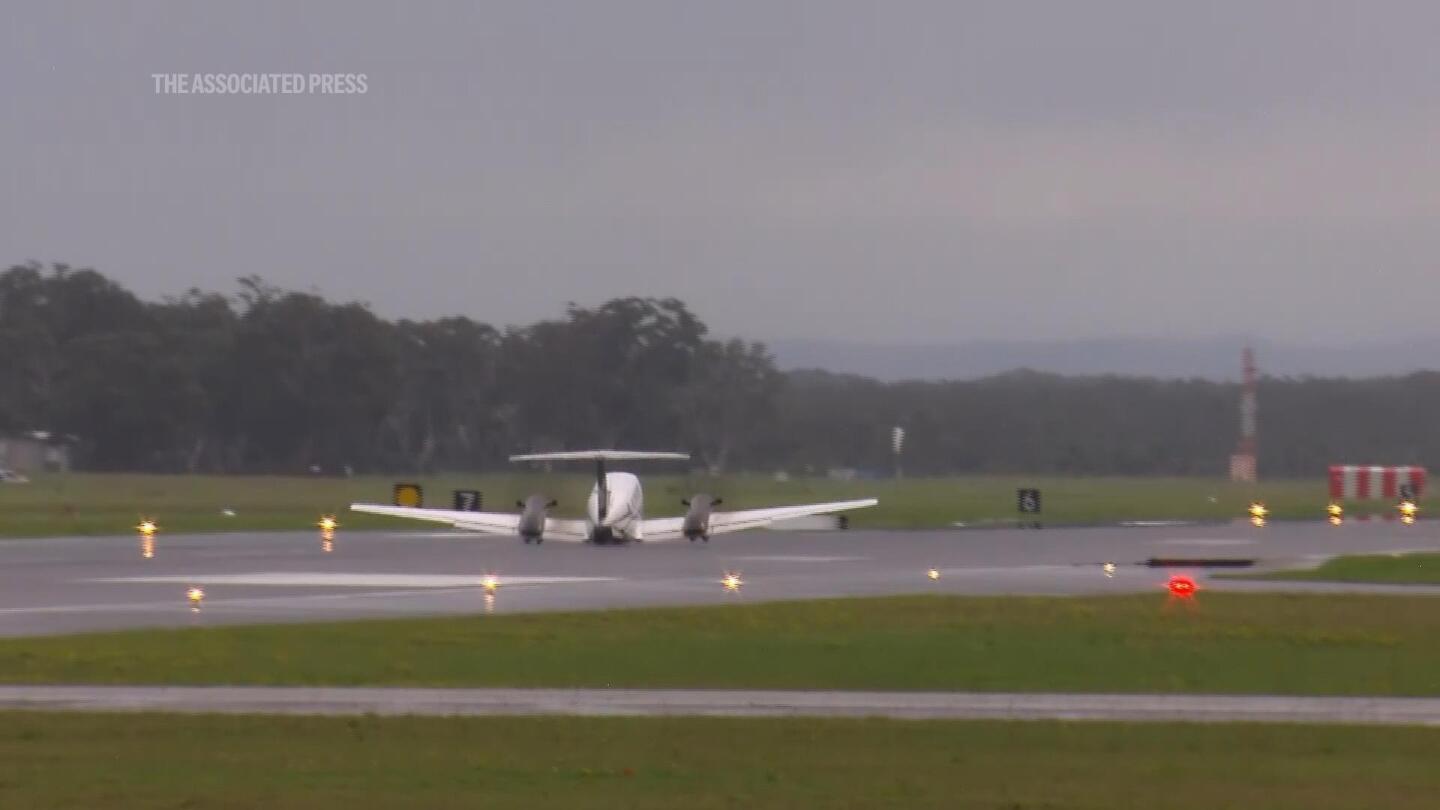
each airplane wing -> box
[634,516,687,542]
[348,503,590,541]
[640,498,878,541]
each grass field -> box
[5,594,1440,695]
[1,713,1437,809]
[0,471,1356,536]
[1235,553,1440,585]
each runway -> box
[3,685,1439,726]
[0,519,1435,637]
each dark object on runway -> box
[1143,558,1256,568]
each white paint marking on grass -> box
[88,573,619,588]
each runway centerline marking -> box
[733,555,870,563]
[1154,539,1254,546]
[0,587,539,617]
[87,573,621,588]
[929,565,1093,576]
[1120,521,1199,527]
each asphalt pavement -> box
[0,519,1434,637]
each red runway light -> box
[1167,574,1197,599]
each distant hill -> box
[766,337,1440,382]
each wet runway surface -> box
[0,520,1436,637]
[4,685,1440,726]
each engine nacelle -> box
[516,494,557,543]
[681,494,722,541]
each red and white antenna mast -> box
[1230,347,1258,482]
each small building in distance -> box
[0,431,72,474]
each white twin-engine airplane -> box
[350,450,878,545]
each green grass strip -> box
[1236,553,1440,585]
[4,594,1440,695]
[1,713,1438,809]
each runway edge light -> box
[1248,501,1267,527]
[1166,574,1197,600]
[1399,500,1418,525]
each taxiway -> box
[2,685,1438,725]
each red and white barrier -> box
[1328,465,1427,500]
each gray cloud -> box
[3,1,1439,343]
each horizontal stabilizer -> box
[509,450,690,463]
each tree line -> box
[1,262,1436,477]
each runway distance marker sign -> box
[1016,488,1042,529]
[392,483,423,508]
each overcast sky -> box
[4,1,1439,344]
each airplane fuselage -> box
[586,471,645,543]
